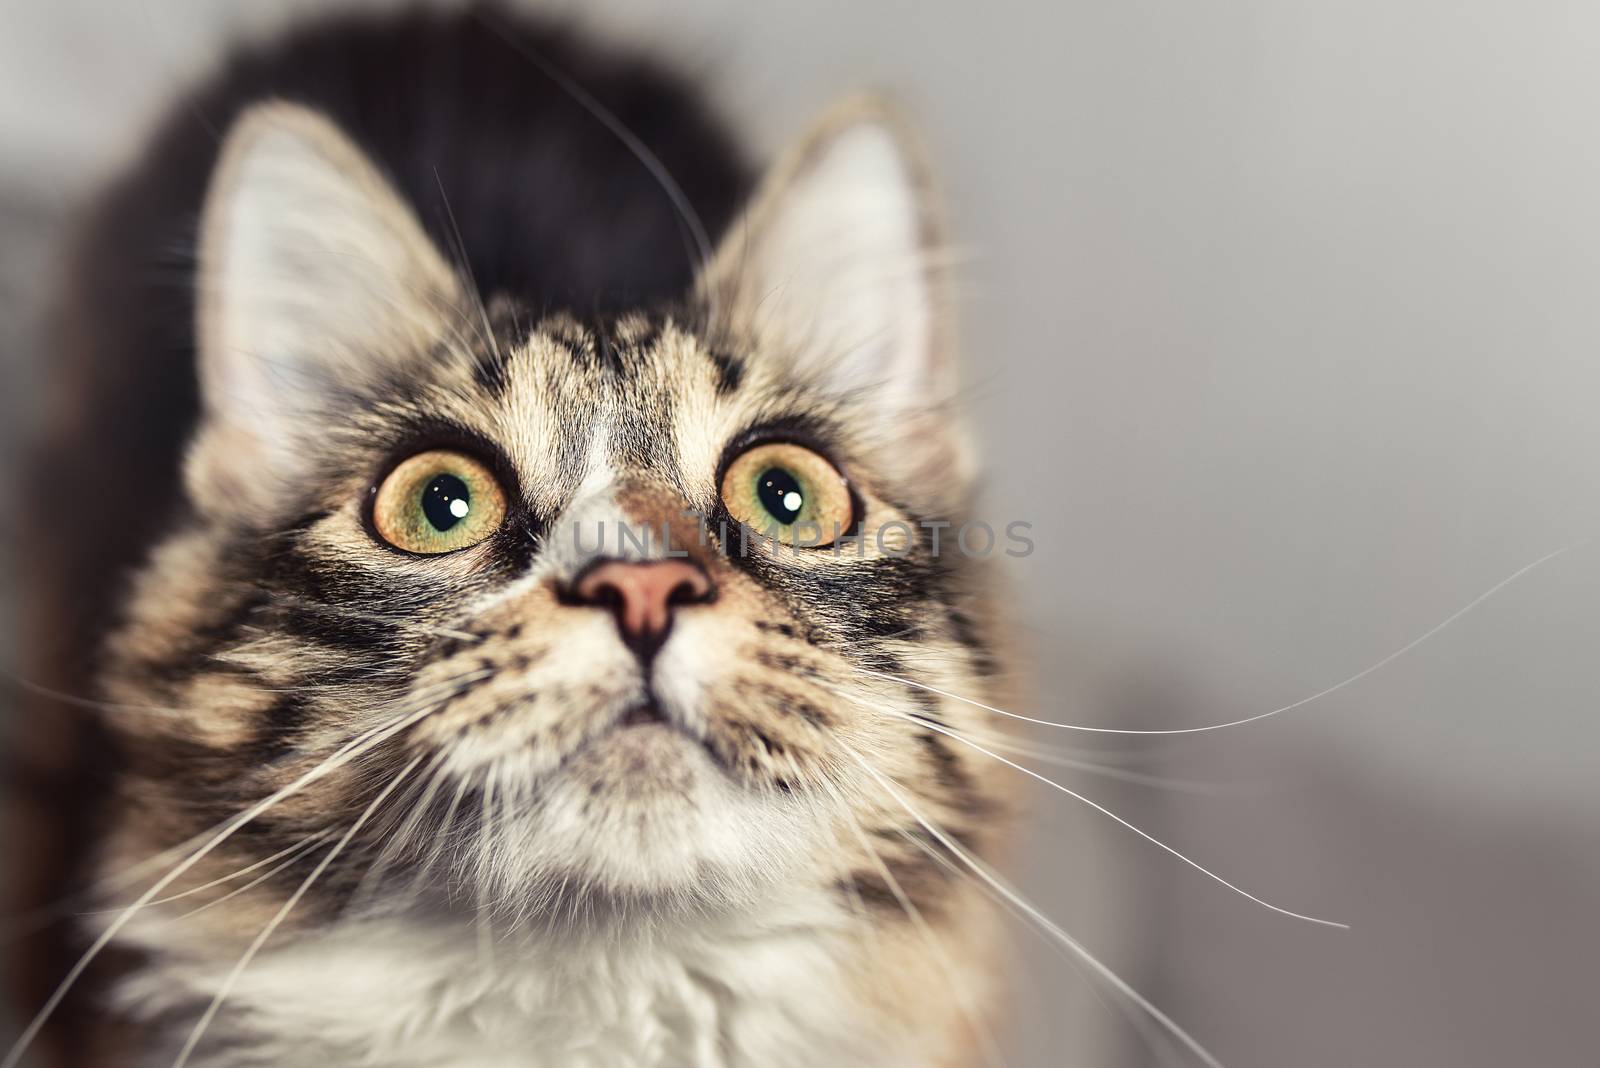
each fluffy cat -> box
[9,8,1013,1066]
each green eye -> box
[721,442,852,546]
[372,449,507,554]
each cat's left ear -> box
[697,98,971,489]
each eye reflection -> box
[422,474,472,532]
[757,467,805,525]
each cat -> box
[8,7,1014,1066]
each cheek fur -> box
[90,313,1008,935]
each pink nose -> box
[571,559,714,655]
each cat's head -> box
[99,100,1008,933]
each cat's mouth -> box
[618,698,668,728]
[594,693,730,773]
[605,694,717,761]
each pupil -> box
[757,467,804,525]
[421,474,471,532]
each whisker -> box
[866,702,1346,929]
[169,754,425,1068]
[431,166,505,369]
[875,705,1234,794]
[476,765,498,965]
[470,10,714,292]
[936,728,1233,794]
[855,540,1585,736]
[0,823,230,943]
[0,669,488,1068]
[344,749,455,916]
[82,831,332,916]
[3,669,208,718]
[836,741,1227,1068]
[880,820,1188,1066]
[405,770,475,911]
[166,835,334,924]
[815,767,1008,1068]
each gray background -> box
[2,1,1597,1065]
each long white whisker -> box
[0,669,487,1068]
[82,832,331,916]
[170,754,425,1068]
[166,835,333,924]
[887,821,1183,1065]
[941,728,1233,794]
[824,778,1009,1068]
[0,823,228,944]
[837,742,1226,1068]
[345,749,454,915]
[871,704,1346,930]
[858,538,1583,736]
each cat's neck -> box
[114,896,917,1068]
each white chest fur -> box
[118,906,912,1068]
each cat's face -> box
[98,102,1007,933]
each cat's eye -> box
[720,441,853,547]
[372,449,508,554]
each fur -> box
[11,8,1015,1067]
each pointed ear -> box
[698,98,969,485]
[188,102,463,521]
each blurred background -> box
[2,1,1597,1065]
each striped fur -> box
[29,14,1017,1067]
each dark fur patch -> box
[706,349,745,394]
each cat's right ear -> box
[188,102,463,522]
[695,98,974,500]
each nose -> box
[570,559,714,658]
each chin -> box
[467,722,815,921]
